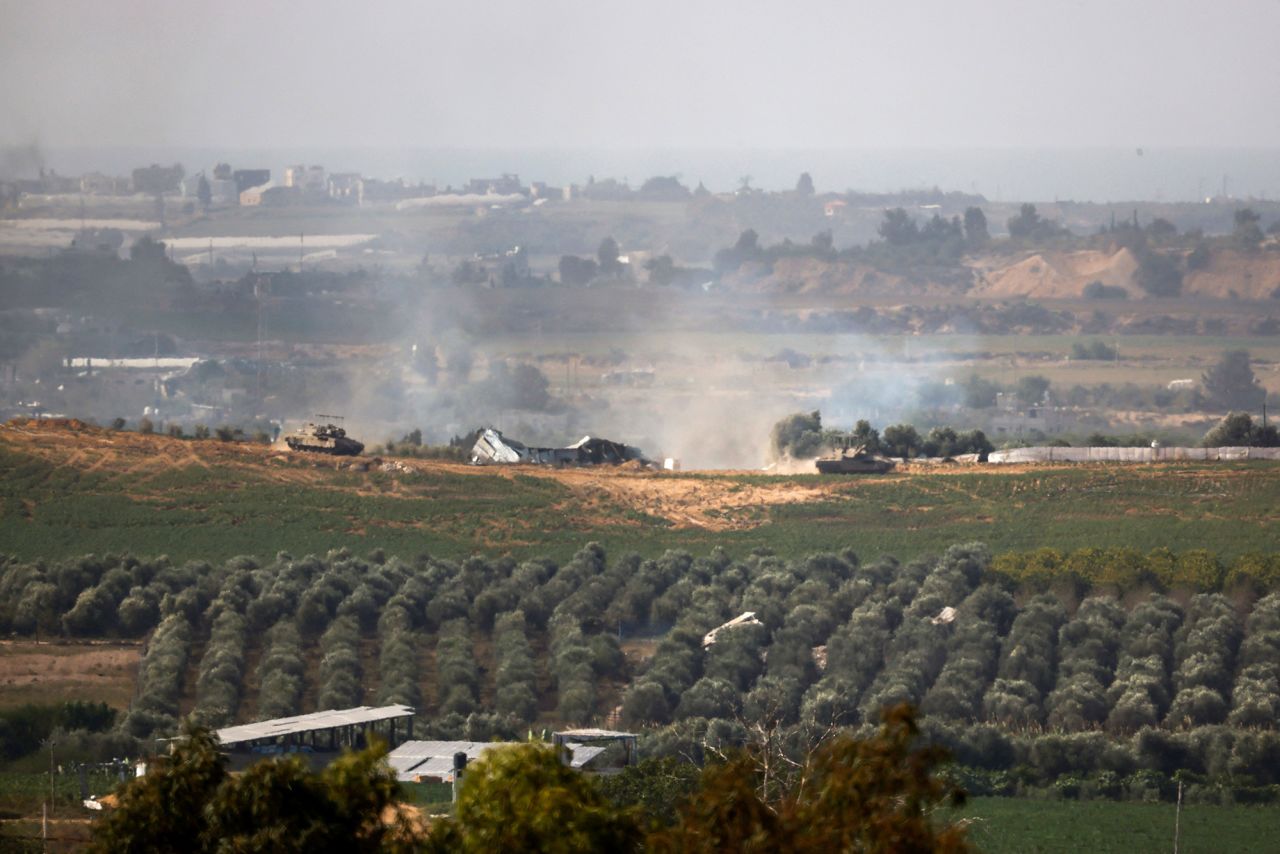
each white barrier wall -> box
[987,446,1280,464]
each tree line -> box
[6,542,1280,805]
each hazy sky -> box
[3,0,1279,150]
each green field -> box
[2,434,1279,564]
[958,797,1280,854]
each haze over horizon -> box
[3,0,1279,152]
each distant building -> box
[131,163,185,195]
[327,172,364,204]
[824,199,849,218]
[263,186,301,206]
[579,177,631,201]
[179,172,235,203]
[284,164,327,195]
[990,392,1071,436]
[239,181,273,206]
[466,173,523,195]
[362,178,432,203]
[209,178,238,204]
[232,169,271,194]
[68,228,125,253]
[179,173,206,198]
[530,181,564,201]
[79,172,127,195]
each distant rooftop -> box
[387,740,512,782]
[216,704,415,747]
[387,739,609,781]
[553,728,635,739]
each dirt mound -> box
[1184,248,1280,299]
[972,248,1140,298]
[5,416,100,433]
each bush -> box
[1203,412,1279,448]
[256,620,305,719]
[124,613,193,737]
[1083,281,1129,300]
[193,607,249,727]
[770,411,825,459]
[316,615,363,710]
[436,619,480,717]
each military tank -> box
[815,444,895,475]
[285,417,364,456]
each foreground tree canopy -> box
[93,706,969,853]
[90,725,419,854]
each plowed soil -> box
[0,639,142,710]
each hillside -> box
[4,419,1280,830]
[722,246,1280,300]
[2,419,1280,564]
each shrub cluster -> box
[435,618,481,717]
[0,554,201,638]
[990,547,1280,595]
[256,620,305,719]
[983,595,1067,726]
[1230,593,1280,727]
[1164,594,1242,728]
[194,608,250,726]
[859,546,988,719]
[0,700,118,762]
[922,585,1015,722]
[375,586,422,708]
[316,615,363,710]
[1044,598,1124,730]
[493,611,538,721]
[124,613,193,737]
[1105,597,1181,731]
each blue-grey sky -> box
[2,0,1279,150]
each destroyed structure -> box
[703,612,762,647]
[469,427,646,467]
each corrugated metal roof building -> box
[386,739,614,782]
[215,704,416,753]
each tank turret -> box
[285,416,364,456]
[814,443,895,475]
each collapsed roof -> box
[470,427,646,467]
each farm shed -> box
[387,738,612,782]
[216,704,416,757]
[552,729,639,769]
[387,740,516,783]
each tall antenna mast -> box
[256,275,268,403]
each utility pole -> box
[43,736,55,848]
[1173,779,1183,853]
[256,275,269,403]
